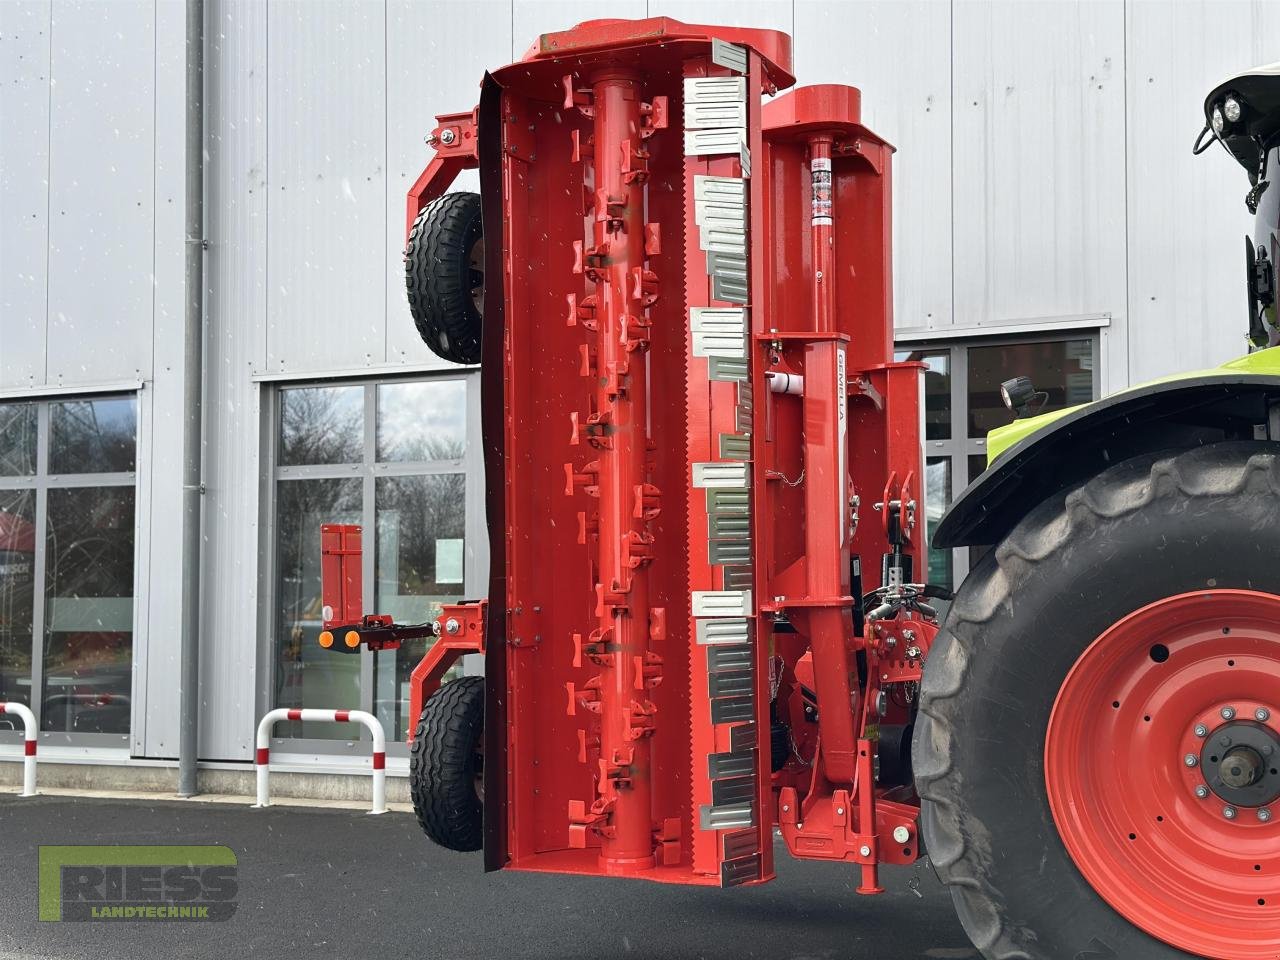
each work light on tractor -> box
[316,22,1280,960]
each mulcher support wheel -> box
[405,191,484,365]
[409,675,485,852]
[915,441,1280,960]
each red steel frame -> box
[322,17,932,891]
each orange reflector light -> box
[344,631,361,649]
[318,631,334,649]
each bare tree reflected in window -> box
[50,398,137,473]
[0,491,36,715]
[0,404,37,476]
[280,386,363,466]
[43,488,135,733]
[375,465,466,741]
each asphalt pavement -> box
[0,793,976,960]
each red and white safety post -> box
[0,702,38,797]
[253,708,387,814]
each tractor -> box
[318,20,1280,960]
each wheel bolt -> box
[1223,806,1238,820]
[1195,785,1210,799]
[1194,723,1209,738]
[1184,754,1199,767]
[1257,708,1272,723]
[1222,706,1237,721]
[1260,808,1273,823]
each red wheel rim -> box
[1046,590,1280,960]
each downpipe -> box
[177,0,206,798]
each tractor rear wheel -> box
[915,441,1280,960]
[405,191,484,365]
[409,675,484,852]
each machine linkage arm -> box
[317,524,486,742]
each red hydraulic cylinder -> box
[809,136,835,334]
[794,133,857,786]
[589,69,657,872]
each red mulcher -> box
[326,15,927,892]
[318,18,1280,960]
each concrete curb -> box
[0,784,414,814]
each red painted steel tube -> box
[798,341,857,785]
[796,133,857,785]
[590,69,656,871]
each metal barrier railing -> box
[253,708,387,814]
[0,702,38,796]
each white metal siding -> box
[136,0,193,759]
[795,0,953,330]
[45,0,155,386]
[1125,0,1280,384]
[2,0,1276,764]
[203,0,270,761]
[265,1,386,373]
[0,2,51,388]
[385,0,511,367]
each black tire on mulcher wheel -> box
[409,675,484,852]
[405,191,483,365]
[914,441,1280,960]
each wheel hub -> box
[1044,590,1280,960]
[1201,721,1280,806]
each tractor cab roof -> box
[1204,61,1280,176]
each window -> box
[270,376,475,750]
[0,396,138,741]
[895,333,1100,588]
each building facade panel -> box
[384,0,512,369]
[794,0,954,331]
[0,1,53,390]
[202,0,271,760]
[951,0,1127,336]
[264,0,388,374]
[136,0,198,759]
[45,0,156,387]
[1123,0,1280,386]
[647,0,791,33]
[1,0,1273,776]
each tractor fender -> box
[933,370,1280,549]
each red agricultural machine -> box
[320,19,1280,960]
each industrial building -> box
[0,0,1273,796]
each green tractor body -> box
[915,64,1280,960]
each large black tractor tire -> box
[405,191,484,365]
[914,441,1280,960]
[409,675,484,852]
